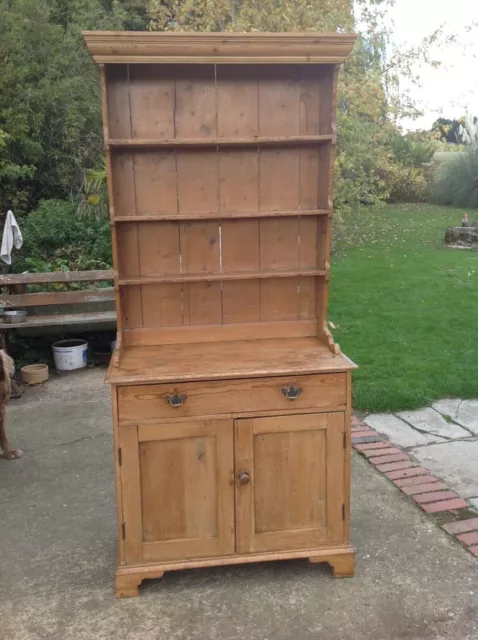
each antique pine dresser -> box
[83,31,357,597]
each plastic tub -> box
[21,364,49,384]
[52,339,88,371]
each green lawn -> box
[328,203,478,413]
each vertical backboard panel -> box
[129,65,175,139]
[216,65,261,325]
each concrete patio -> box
[365,399,478,507]
[1,369,477,640]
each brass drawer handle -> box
[165,390,187,408]
[281,385,303,400]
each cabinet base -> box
[115,546,355,598]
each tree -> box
[0,0,149,214]
[432,118,463,144]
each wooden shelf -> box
[106,337,356,385]
[118,269,327,286]
[107,135,334,149]
[112,210,331,223]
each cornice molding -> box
[82,31,356,64]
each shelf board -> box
[112,209,331,223]
[118,269,327,286]
[107,134,334,149]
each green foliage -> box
[389,131,437,168]
[0,0,148,214]
[385,165,430,203]
[77,159,108,219]
[0,0,459,228]
[431,148,478,208]
[13,199,112,274]
[432,117,464,144]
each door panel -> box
[235,413,345,554]
[119,420,234,564]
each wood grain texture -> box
[118,425,143,564]
[0,311,116,330]
[113,209,329,222]
[235,413,339,553]
[107,336,356,385]
[84,32,357,65]
[121,320,317,347]
[107,135,333,147]
[136,420,234,562]
[115,545,355,597]
[117,373,346,422]
[0,287,114,308]
[95,36,356,592]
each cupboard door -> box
[119,420,235,564]
[235,413,345,554]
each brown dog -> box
[0,350,22,459]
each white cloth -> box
[1,210,23,265]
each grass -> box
[328,203,478,413]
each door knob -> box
[237,470,250,485]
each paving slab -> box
[397,407,470,439]
[433,399,478,435]
[411,440,478,499]
[469,498,478,511]
[1,371,478,640]
[365,413,445,447]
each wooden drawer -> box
[117,373,346,422]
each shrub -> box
[13,198,112,274]
[389,132,437,168]
[386,165,430,203]
[431,148,478,208]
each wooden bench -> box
[0,270,116,349]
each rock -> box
[444,226,478,248]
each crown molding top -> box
[82,31,356,64]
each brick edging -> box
[351,414,478,559]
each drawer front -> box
[117,373,346,422]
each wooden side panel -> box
[235,412,345,554]
[118,425,143,564]
[106,65,132,139]
[117,223,139,278]
[106,66,136,224]
[137,420,235,562]
[111,153,136,217]
[325,412,345,543]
